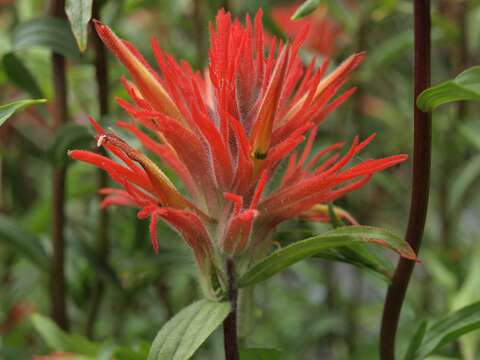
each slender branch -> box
[379,1,431,359]
[85,0,110,339]
[50,0,69,330]
[223,258,239,360]
[193,0,205,69]
[222,0,230,11]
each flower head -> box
[70,9,406,297]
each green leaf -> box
[0,99,47,127]
[316,244,393,281]
[238,226,415,287]
[47,123,93,166]
[319,204,393,280]
[451,244,480,359]
[405,301,480,360]
[2,53,44,97]
[291,0,321,20]
[404,321,428,360]
[0,215,49,271]
[449,154,480,214]
[240,348,282,360]
[31,313,101,356]
[65,0,93,52]
[417,66,480,112]
[11,17,82,58]
[148,299,230,360]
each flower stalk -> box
[223,258,239,360]
[50,0,69,331]
[379,1,431,359]
[85,0,110,339]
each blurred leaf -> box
[365,30,411,72]
[47,123,93,166]
[417,66,480,112]
[0,215,49,272]
[366,29,442,72]
[11,17,81,58]
[451,244,480,360]
[459,123,480,151]
[448,154,480,214]
[148,299,230,360]
[405,301,480,360]
[371,0,398,21]
[240,348,282,360]
[291,0,321,20]
[65,0,93,52]
[31,313,101,356]
[423,250,456,292]
[0,99,47,127]
[2,53,43,97]
[238,226,416,287]
[114,345,149,360]
[404,321,428,360]
[68,227,121,288]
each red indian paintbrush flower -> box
[69,9,407,296]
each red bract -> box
[69,9,407,296]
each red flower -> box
[69,9,406,296]
[270,2,342,56]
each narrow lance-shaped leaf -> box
[291,0,321,20]
[403,321,428,360]
[11,17,81,58]
[2,53,44,97]
[238,225,416,287]
[417,66,480,112]
[0,99,47,127]
[48,123,93,166]
[31,313,101,355]
[319,204,394,280]
[448,154,480,215]
[404,301,480,360]
[148,300,230,360]
[0,215,49,272]
[65,0,93,52]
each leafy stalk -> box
[380,1,431,359]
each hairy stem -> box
[50,0,69,331]
[223,258,239,360]
[379,1,431,359]
[85,1,111,339]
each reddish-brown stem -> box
[193,0,205,68]
[85,1,110,339]
[223,258,239,360]
[379,1,431,359]
[50,0,69,331]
